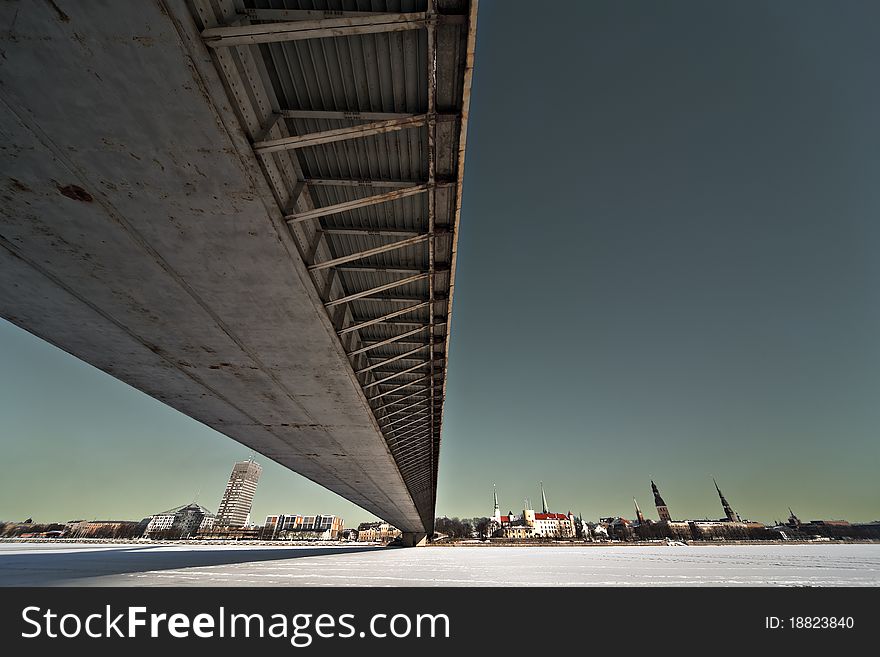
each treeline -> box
[0,522,66,537]
[70,523,144,539]
[434,516,493,539]
[0,521,146,539]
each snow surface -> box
[1,542,878,586]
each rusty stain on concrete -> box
[57,184,93,203]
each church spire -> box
[714,478,739,522]
[540,481,548,514]
[493,483,499,511]
[651,480,672,522]
[634,498,646,525]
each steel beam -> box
[325,273,428,308]
[426,0,439,518]
[393,438,432,455]
[383,410,431,429]
[369,383,428,402]
[370,356,441,377]
[395,455,431,472]
[391,447,431,463]
[390,418,431,436]
[323,228,422,238]
[366,374,433,400]
[363,339,429,349]
[307,234,428,271]
[281,109,413,121]
[373,390,429,413]
[245,9,400,21]
[203,12,428,48]
[305,179,423,189]
[254,115,427,154]
[348,327,428,356]
[394,432,433,448]
[282,110,457,122]
[396,465,431,481]
[349,296,426,304]
[287,185,427,224]
[389,426,431,443]
[394,442,432,459]
[394,442,432,458]
[336,264,425,273]
[357,345,430,374]
[363,362,430,390]
[339,304,429,337]
[381,398,431,419]
[379,321,439,328]
[385,414,430,434]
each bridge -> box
[0,0,477,546]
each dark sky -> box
[2,1,879,526]
[437,0,880,522]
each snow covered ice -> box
[1,542,878,586]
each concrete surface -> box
[0,2,424,531]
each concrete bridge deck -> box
[0,0,476,539]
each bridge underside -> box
[0,0,475,535]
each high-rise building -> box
[216,459,262,527]
[652,480,672,522]
[714,479,741,522]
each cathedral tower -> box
[651,480,672,522]
[714,479,740,522]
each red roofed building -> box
[490,484,576,539]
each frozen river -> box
[1,542,878,586]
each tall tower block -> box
[216,459,262,527]
[651,480,672,522]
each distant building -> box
[773,511,880,540]
[597,517,634,541]
[264,514,344,540]
[489,484,576,539]
[652,480,672,522]
[264,514,303,536]
[357,521,401,542]
[633,479,771,541]
[714,479,742,522]
[633,498,646,525]
[216,459,262,527]
[589,522,608,539]
[143,503,215,539]
[687,519,769,540]
[313,514,344,538]
[197,526,263,540]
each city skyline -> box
[3,1,880,526]
[0,336,875,525]
[1,301,879,524]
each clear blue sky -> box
[2,1,880,526]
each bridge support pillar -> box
[401,532,428,547]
